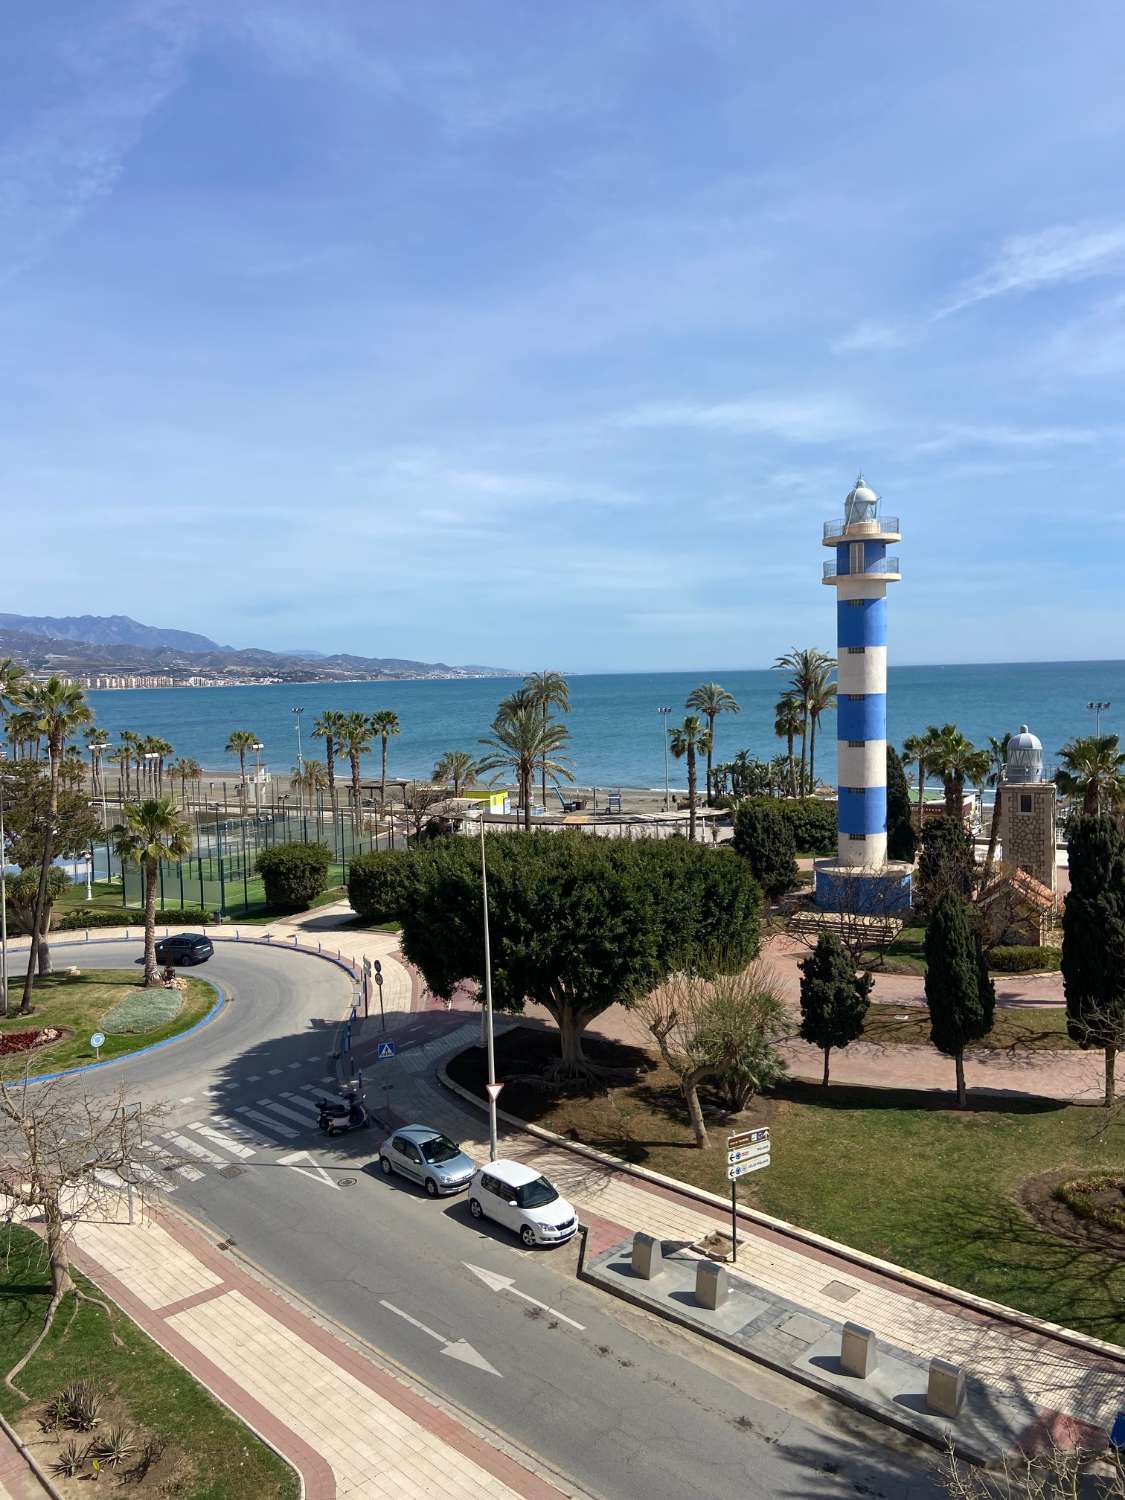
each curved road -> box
[60,938,941,1500]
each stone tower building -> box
[998,724,1057,896]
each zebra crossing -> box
[149,1082,349,1192]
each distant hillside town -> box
[0,614,517,687]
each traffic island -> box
[581,1234,1033,1465]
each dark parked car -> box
[153,933,214,966]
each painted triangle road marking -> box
[277,1150,341,1189]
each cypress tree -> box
[732,802,799,898]
[916,817,975,917]
[886,745,917,863]
[924,890,995,1107]
[1062,815,1125,1106]
[798,932,874,1086]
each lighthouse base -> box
[814,860,913,916]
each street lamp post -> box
[478,812,499,1162]
[292,707,304,772]
[657,707,672,812]
[143,752,158,796]
[1088,700,1112,736]
[252,742,264,818]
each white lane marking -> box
[176,1165,205,1182]
[267,1068,283,1075]
[279,1091,321,1117]
[277,1150,340,1189]
[235,1106,298,1139]
[256,1100,317,1129]
[163,1132,225,1167]
[287,1062,301,1069]
[246,1074,261,1082]
[378,1301,502,1377]
[209,1114,272,1147]
[462,1263,585,1330]
[190,1123,255,1159]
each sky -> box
[3,1,1125,673]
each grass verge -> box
[447,1024,1125,1345]
[0,1225,298,1499]
[1,971,214,1080]
[862,1002,1075,1051]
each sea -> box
[78,662,1125,793]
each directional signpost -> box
[727,1127,770,1262]
[89,1031,105,1062]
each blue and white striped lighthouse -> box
[815,475,913,913]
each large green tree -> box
[1055,734,1125,817]
[916,817,975,917]
[923,723,990,822]
[17,678,92,1012]
[924,891,995,1107]
[312,710,347,795]
[774,695,802,797]
[433,751,479,796]
[1061,814,1125,1107]
[340,712,374,820]
[225,730,258,805]
[798,933,873,1086]
[351,833,761,1075]
[732,802,798,897]
[773,648,834,796]
[111,797,193,987]
[980,732,1012,886]
[885,745,917,863]
[369,710,401,805]
[686,682,740,804]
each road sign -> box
[90,1031,105,1059]
[485,1082,503,1101]
[728,1157,770,1180]
[376,1039,397,1059]
[727,1140,770,1166]
[727,1127,769,1149]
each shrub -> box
[732,803,798,897]
[988,945,1061,973]
[55,907,214,931]
[59,1380,101,1431]
[256,843,332,913]
[742,797,836,855]
[348,849,422,926]
[1053,1172,1125,1234]
[51,1440,91,1478]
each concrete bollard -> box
[840,1322,878,1379]
[694,1259,728,1310]
[927,1358,965,1417]
[631,1233,664,1280]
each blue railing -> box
[822,515,901,539]
[823,556,901,579]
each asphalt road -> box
[60,939,945,1500]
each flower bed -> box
[0,1028,62,1058]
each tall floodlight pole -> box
[657,707,672,811]
[252,742,264,817]
[292,707,304,772]
[1088,700,1111,736]
[479,811,499,1162]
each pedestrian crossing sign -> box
[376,1040,396,1060]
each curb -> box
[0,1408,66,1500]
[437,1059,1125,1370]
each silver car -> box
[378,1125,476,1197]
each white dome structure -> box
[1006,724,1043,782]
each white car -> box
[467,1159,578,1248]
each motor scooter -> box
[317,1088,371,1135]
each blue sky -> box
[4,1,1125,672]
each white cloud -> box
[940,220,1125,317]
[613,394,863,444]
[831,320,914,354]
[909,422,1102,456]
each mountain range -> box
[0,614,515,684]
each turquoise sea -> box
[80,662,1125,792]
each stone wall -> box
[999,782,1057,895]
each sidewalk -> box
[373,1018,1125,1454]
[0,1436,53,1500]
[67,1193,573,1500]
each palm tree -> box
[0,658,26,713]
[668,715,711,843]
[686,683,740,804]
[1055,734,1125,816]
[84,727,110,798]
[292,758,328,810]
[111,797,193,987]
[117,730,141,797]
[773,648,835,796]
[226,730,258,806]
[369,710,401,805]
[902,729,937,831]
[981,732,1012,885]
[18,678,92,1013]
[806,666,837,796]
[7,709,42,760]
[433,751,479,796]
[774,695,802,797]
[312,710,346,794]
[106,743,130,799]
[925,724,991,822]
[478,703,574,831]
[339,712,373,819]
[171,757,202,809]
[523,671,571,811]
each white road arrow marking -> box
[463,1263,585,1330]
[379,1300,502,1377]
[277,1150,341,1189]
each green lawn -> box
[1,971,214,1080]
[448,1027,1125,1345]
[0,1226,298,1499]
[55,881,126,914]
[863,1001,1075,1051]
[860,924,927,975]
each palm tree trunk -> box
[541,703,548,812]
[522,766,531,831]
[787,730,796,796]
[1085,783,1100,817]
[916,759,926,830]
[350,753,360,824]
[380,739,388,804]
[809,713,817,795]
[799,709,809,796]
[705,711,715,805]
[687,745,697,842]
[326,740,335,791]
[21,742,61,1013]
[143,856,159,987]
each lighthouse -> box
[815,475,913,913]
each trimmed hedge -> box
[732,803,799,897]
[55,907,215,930]
[988,945,1061,973]
[742,797,837,856]
[348,849,420,926]
[257,842,332,913]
